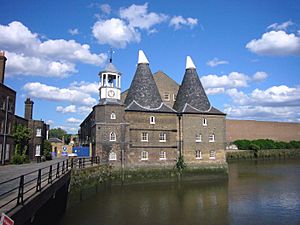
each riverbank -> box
[68,163,228,208]
[226,149,300,161]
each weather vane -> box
[109,47,115,63]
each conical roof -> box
[173,56,211,113]
[124,50,163,110]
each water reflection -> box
[59,160,300,225]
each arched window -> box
[109,152,117,161]
[110,132,116,141]
[111,112,116,120]
[150,116,155,124]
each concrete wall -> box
[226,119,300,142]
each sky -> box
[1,0,300,133]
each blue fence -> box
[73,146,90,157]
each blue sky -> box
[1,0,300,133]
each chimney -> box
[0,51,7,84]
[24,98,34,120]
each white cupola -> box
[99,52,121,102]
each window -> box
[203,118,207,126]
[109,152,117,161]
[159,151,166,160]
[150,116,155,124]
[173,94,176,101]
[110,112,116,120]
[36,128,42,137]
[141,132,148,142]
[209,134,215,142]
[164,92,170,101]
[195,133,202,142]
[5,144,9,160]
[159,133,166,142]
[141,151,148,160]
[195,150,202,159]
[209,150,216,159]
[110,132,116,141]
[35,145,41,156]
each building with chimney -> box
[0,51,49,164]
[79,50,226,168]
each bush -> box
[233,139,300,150]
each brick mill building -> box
[79,50,226,167]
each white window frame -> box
[141,132,148,142]
[209,133,215,142]
[35,145,41,157]
[164,92,170,101]
[110,112,116,120]
[203,118,207,126]
[36,128,42,137]
[141,151,148,160]
[159,151,166,160]
[195,133,202,142]
[172,94,176,101]
[195,150,202,159]
[109,152,117,161]
[150,116,155,124]
[159,133,166,142]
[110,132,116,142]
[209,150,216,160]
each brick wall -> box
[226,119,300,142]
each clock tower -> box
[99,55,121,103]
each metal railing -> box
[0,156,100,214]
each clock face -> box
[108,90,115,97]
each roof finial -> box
[186,56,196,69]
[138,50,149,64]
[109,47,114,63]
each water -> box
[59,160,300,225]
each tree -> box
[12,124,31,164]
[49,128,72,144]
[43,140,52,160]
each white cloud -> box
[119,3,167,30]
[68,28,79,35]
[66,117,82,123]
[246,30,300,56]
[46,120,54,125]
[56,105,77,113]
[224,85,300,121]
[169,16,198,30]
[78,106,92,115]
[252,71,268,81]
[206,57,228,67]
[100,4,111,14]
[206,88,225,95]
[201,72,250,89]
[5,52,77,77]
[23,82,97,106]
[267,20,294,31]
[92,18,141,48]
[0,21,106,76]
[69,81,99,94]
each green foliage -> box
[49,128,71,144]
[43,140,52,160]
[233,139,300,150]
[175,155,187,175]
[12,125,31,164]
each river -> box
[58,160,300,225]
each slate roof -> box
[173,68,211,113]
[124,63,171,112]
[49,137,63,143]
